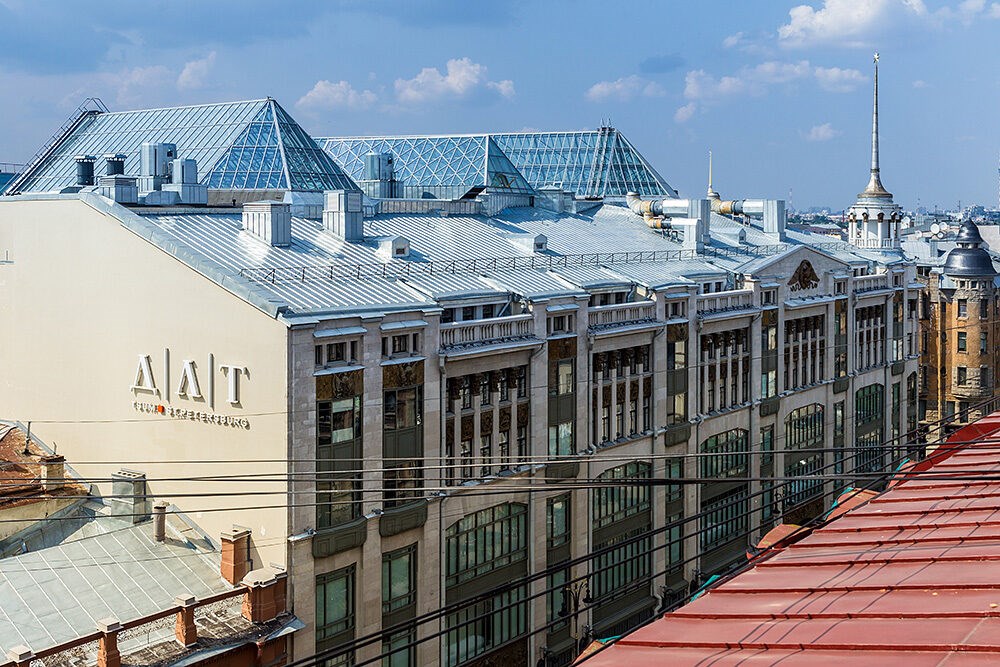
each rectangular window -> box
[382,629,415,667]
[382,545,416,615]
[445,503,528,586]
[317,397,362,529]
[462,306,475,321]
[982,332,989,354]
[666,459,683,503]
[391,334,408,354]
[548,421,574,455]
[958,331,967,352]
[982,299,990,319]
[667,512,684,572]
[479,434,492,476]
[546,494,570,549]
[760,425,774,467]
[667,339,687,369]
[480,374,491,406]
[517,425,528,461]
[441,308,455,324]
[498,430,510,469]
[317,565,355,642]
[482,304,495,319]
[593,461,652,528]
[556,360,574,395]
[958,299,968,318]
[957,367,967,385]
[516,366,528,398]
[546,568,569,631]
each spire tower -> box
[846,51,902,249]
[862,52,891,198]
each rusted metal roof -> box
[583,411,1000,665]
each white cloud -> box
[805,122,840,141]
[296,79,377,111]
[912,79,929,88]
[991,3,1000,18]
[778,0,926,47]
[674,103,696,123]
[814,66,866,92]
[683,61,811,103]
[584,75,666,102]
[722,32,744,48]
[176,51,216,91]
[115,65,172,106]
[394,57,514,104]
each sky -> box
[1,0,998,210]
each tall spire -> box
[861,51,891,198]
[706,149,719,200]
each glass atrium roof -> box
[9,99,357,194]
[318,135,534,199]
[320,128,676,199]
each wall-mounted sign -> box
[132,401,250,429]
[131,350,249,427]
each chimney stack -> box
[323,189,364,242]
[153,502,167,542]
[39,454,66,493]
[103,153,126,176]
[221,527,252,585]
[242,201,291,247]
[111,469,150,524]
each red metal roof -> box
[583,413,1000,666]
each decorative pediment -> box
[789,260,820,292]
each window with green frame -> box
[445,503,528,586]
[382,544,417,615]
[316,565,355,645]
[592,461,652,529]
[546,494,570,549]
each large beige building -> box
[0,90,919,666]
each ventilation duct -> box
[625,193,709,251]
[103,153,126,176]
[74,155,96,186]
[139,142,176,194]
[324,189,364,242]
[162,158,207,205]
[111,469,150,524]
[243,200,291,247]
[361,152,399,199]
[98,176,139,205]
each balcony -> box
[853,273,891,294]
[439,314,537,352]
[588,301,658,333]
[696,289,756,319]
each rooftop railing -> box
[588,301,657,330]
[696,289,756,316]
[439,314,536,349]
[853,273,890,294]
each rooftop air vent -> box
[139,142,176,194]
[324,189,364,242]
[103,153,127,176]
[162,158,207,205]
[74,154,96,186]
[506,232,547,254]
[243,200,291,247]
[376,235,410,260]
[98,176,138,205]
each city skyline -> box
[1,0,998,208]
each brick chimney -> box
[241,568,288,623]
[39,454,66,492]
[221,527,252,585]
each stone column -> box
[174,595,198,648]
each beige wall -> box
[0,198,290,568]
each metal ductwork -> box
[74,154,96,186]
[714,198,765,216]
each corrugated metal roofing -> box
[582,411,1000,666]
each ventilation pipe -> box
[74,155,96,186]
[625,193,709,250]
[153,502,167,542]
[103,153,126,176]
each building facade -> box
[0,69,918,667]
[915,220,1000,438]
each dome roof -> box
[943,220,997,277]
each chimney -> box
[242,201,291,247]
[323,189,364,242]
[74,155,96,186]
[39,454,66,493]
[111,469,150,524]
[103,153,126,176]
[153,502,167,542]
[221,527,252,585]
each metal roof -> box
[10,99,357,194]
[582,411,1000,666]
[0,510,230,655]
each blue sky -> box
[1,0,998,210]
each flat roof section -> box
[581,411,1000,666]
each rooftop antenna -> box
[23,421,31,456]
